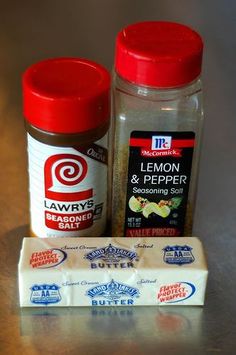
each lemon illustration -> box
[142,202,159,218]
[142,202,171,218]
[157,205,171,218]
[128,196,142,212]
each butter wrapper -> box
[18,237,208,307]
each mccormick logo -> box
[163,245,195,266]
[86,279,140,306]
[151,136,172,150]
[29,248,67,269]
[84,244,138,264]
[30,284,61,305]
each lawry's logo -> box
[44,154,93,201]
[151,136,172,150]
[84,244,138,263]
[86,279,140,301]
[30,284,61,305]
[163,245,195,266]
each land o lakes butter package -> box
[18,237,208,307]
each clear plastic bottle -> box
[112,22,204,237]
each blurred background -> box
[0,1,235,354]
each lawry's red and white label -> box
[27,134,108,237]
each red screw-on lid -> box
[23,58,111,134]
[115,21,203,88]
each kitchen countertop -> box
[0,1,235,354]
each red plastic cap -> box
[23,58,111,134]
[115,21,203,88]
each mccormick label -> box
[27,134,108,237]
[125,131,195,237]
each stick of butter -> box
[18,237,208,307]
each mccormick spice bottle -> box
[112,21,204,237]
[23,58,110,237]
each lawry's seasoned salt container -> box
[23,58,110,238]
[112,22,204,237]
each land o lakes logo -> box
[84,243,138,269]
[163,245,195,266]
[86,279,140,306]
[30,284,61,305]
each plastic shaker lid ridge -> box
[23,58,111,134]
[115,21,203,87]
